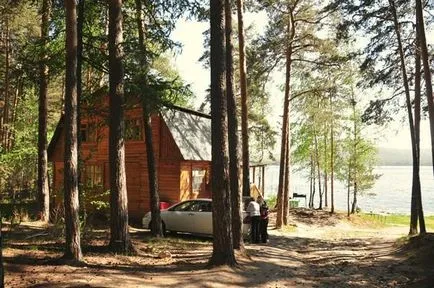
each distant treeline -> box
[377,148,431,166]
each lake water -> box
[257,165,434,215]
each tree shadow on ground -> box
[3,222,434,287]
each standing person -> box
[257,195,269,243]
[247,197,260,243]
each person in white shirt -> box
[246,197,261,243]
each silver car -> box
[142,199,250,236]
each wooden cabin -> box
[48,101,212,222]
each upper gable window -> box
[80,123,97,143]
[125,118,143,141]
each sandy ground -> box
[2,209,434,288]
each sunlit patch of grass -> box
[357,213,434,231]
[280,224,297,233]
[355,213,388,227]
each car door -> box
[164,201,195,232]
[190,200,212,235]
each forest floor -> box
[2,208,434,288]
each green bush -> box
[266,195,277,210]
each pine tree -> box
[108,0,134,254]
[64,0,82,262]
[209,0,236,266]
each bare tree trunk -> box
[351,182,357,214]
[415,0,434,176]
[64,0,82,262]
[38,0,51,223]
[76,0,84,222]
[312,158,316,209]
[330,95,335,214]
[236,0,250,198]
[314,128,322,209]
[209,0,236,267]
[0,211,4,287]
[108,0,134,253]
[2,18,10,150]
[143,106,162,237]
[283,130,290,225]
[135,0,163,238]
[413,16,426,235]
[9,77,22,149]
[347,162,351,217]
[324,134,328,208]
[226,0,244,251]
[277,10,294,228]
[350,99,357,214]
[309,153,313,208]
[389,0,420,236]
[276,132,287,225]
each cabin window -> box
[85,164,103,187]
[125,118,143,141]
[192,168,207,198]
[80,123,97,143]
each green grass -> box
[280,224,297,233]
[265,196,277,209]
[359,213,434,230]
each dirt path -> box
[3,212,433,287]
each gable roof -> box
[47,105,212,162]
[161,106,212,161]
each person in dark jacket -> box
[257,195,269,243]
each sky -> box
[170,13,432,151]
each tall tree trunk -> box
[324,134,328,208]
[312,162,316,209]
[351,182,357,214]
[38,0,51,223]
[143,106,162,237]
[330,95,335,214]
[135,0,163,238]
[9,77,22,149]
[276,132,287,225]
[209,0,236,267]
[277,11,294,228]
[413,17,426,235]
[236,0,250,198]
[2,18,10,150]
[64,0,82,262]
[76,0,84,222]
[283,131,290,225]
[309,153,313,208]
[347,162,351,217]
[0,212,4,288]
[108,0,134,253]
[314,128,322,209]
[389,0,420,236]
[350,99,357,214]
[226,0,244,251]
[415,0,434,176]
